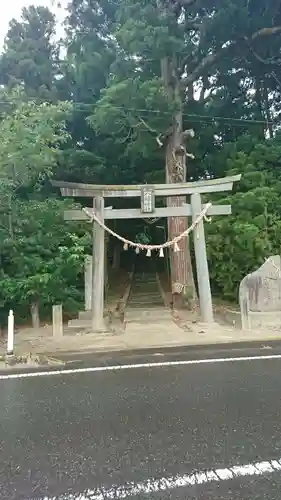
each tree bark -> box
[262,85,273,138]
[255,79,268,140]
[161,57,197,309]
[165,114,197,309]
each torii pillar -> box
[91,196,106,332]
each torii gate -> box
[52,174,241,331]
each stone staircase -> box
[67,266,173,331]
[124,272,172,324]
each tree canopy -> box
[0,0,281,322]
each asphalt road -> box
[1,345,281,499]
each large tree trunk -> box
[262,85,273,139]
[165,110,197,309]
[255,78,268,140]
[161,57,197,309]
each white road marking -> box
[1,353,281,380]
[33,456,281,499]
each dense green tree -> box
[54,1,119,184]
[0,92,71,189]
[0,6,59,99]
[206,134,281,299]
[0,92,83,324]
[0,0,281,322]
[0,198,90,325]
[87,0,281,307]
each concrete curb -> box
[2,338,281,374]
[18,335,281,358]
[0,353,65,371]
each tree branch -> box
[119,127,133,144]
[245,26,281,65]
[271,71,281,89]
[179,0,197,5]
[184,13,211,34]
[182,129,195,139]
[183,51,219,85]
[137,116,164,146]
[247,45,281,65]
[251,26,281,39]
[182,26,281,86]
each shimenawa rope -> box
[82,202,212,256]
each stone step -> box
[68,318,109,330]
[133,282,158,287]
[128,296,163,307]
[131,284,158,288]
[134,274,156,278]
[132,281,158,290]
[125,308,172,323]
[68,318,92,328]
[128,300,164,307]
[125,314,172,322]
[125,316,172,324]
[128,296,163,302]
[131,288,159,292]
[130,293,160,298]
[133,286,158,290]
[134,276,156,279]
[132,283,158,291]
[134,276,157,279]
[78,310,115,321]
[129,294,162,301]
[126,306,171,314]
[129,294,162,299]
[78,311,93,320]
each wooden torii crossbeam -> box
[52,175,240,198]
[64,204,231,221]
[52,175,241,331]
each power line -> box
[69,102,276,126]
[0,97,276,127]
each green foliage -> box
[0,0,281,316]
[0,5,58,99]
[0,89,76,319]
[0,199,91,316]
[0,93,71,187]
[206,136,281,300]
[89,76,174,159]
[88,0,281,162]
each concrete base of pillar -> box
[68,311,108,333]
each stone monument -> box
[239,255,281,330]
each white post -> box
[52,304,63,340]
[191,193,214,323]
[7,310,14,356]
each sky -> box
[0,0,66,50]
